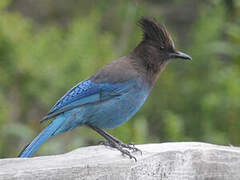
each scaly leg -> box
[99,130,142,154]
[87,125,141,161]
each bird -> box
[18,17,191,161]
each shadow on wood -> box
[0,142,240,180]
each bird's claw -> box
[100,140,138,161]
[99,140,108,146]
[120,142,142,155]
[102,141,142,154]
[119,148,137,162]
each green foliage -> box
[0,8,117,157]
[0,0,239,158]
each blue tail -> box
[18,117,65,158]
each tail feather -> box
[18,117,65,158]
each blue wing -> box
[48,80,100,114]
[40,79,135,123]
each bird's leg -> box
[87,125,139,161]
[89,125,141,153]
[98,130,142,154]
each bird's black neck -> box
[128,42,169,86]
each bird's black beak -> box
[170,51,192,60]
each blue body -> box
[53,78,149,133]
[18,17,190,158]
[19,75,150,157]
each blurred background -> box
[0,0,239,158]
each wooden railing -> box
[0,142,240,180]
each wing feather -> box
[40,79,136,123]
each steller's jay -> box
[18,17,191,161]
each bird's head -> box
[137,17,192,64]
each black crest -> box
[138,17,174,48]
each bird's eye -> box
[160,46,165,50]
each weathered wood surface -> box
[0,142,240,180]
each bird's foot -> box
[98,140,109,146]
[99,141,141,154]
[99,140,115,147]
[113,143,137,162]
[99,140,140,161]
[119,142,142,155]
